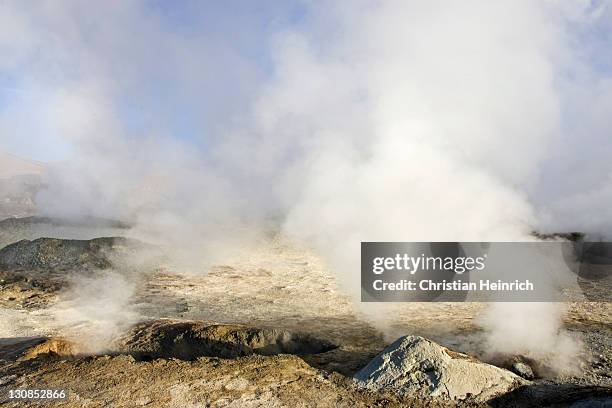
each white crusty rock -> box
[354,335,529,403]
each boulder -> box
[0,236,142,270]
[510,359,535,380]
[118,320,337,360]
[354,335,529,403]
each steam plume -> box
[1,1,611,363]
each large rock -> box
[0,216,130,249]
[118,320,337,360]
[0,237,150,309]
[354,335,529,403]
[0,237,136,270]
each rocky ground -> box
[0,217,610,407]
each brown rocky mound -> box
[0,236,153,309]
[18,338,78,361]
[0,337,78,361]
[0,237,133,270]
[119,320,337,360]
[0,216,130,249]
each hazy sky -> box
[0,1,306,161]
[1,0,612,236]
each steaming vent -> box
[119,320,337,361]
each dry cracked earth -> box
[0,216,610,407]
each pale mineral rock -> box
[354,335,529,403]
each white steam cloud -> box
[480,302,583,374]
[50,271,139,354]
[1,1,611,365]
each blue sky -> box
[0,1,308,161]
[2,1,611,165]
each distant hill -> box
[0,152,45,219]
[0,152,45,179]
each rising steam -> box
[50,271,139,354]
[2,1,611,365]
